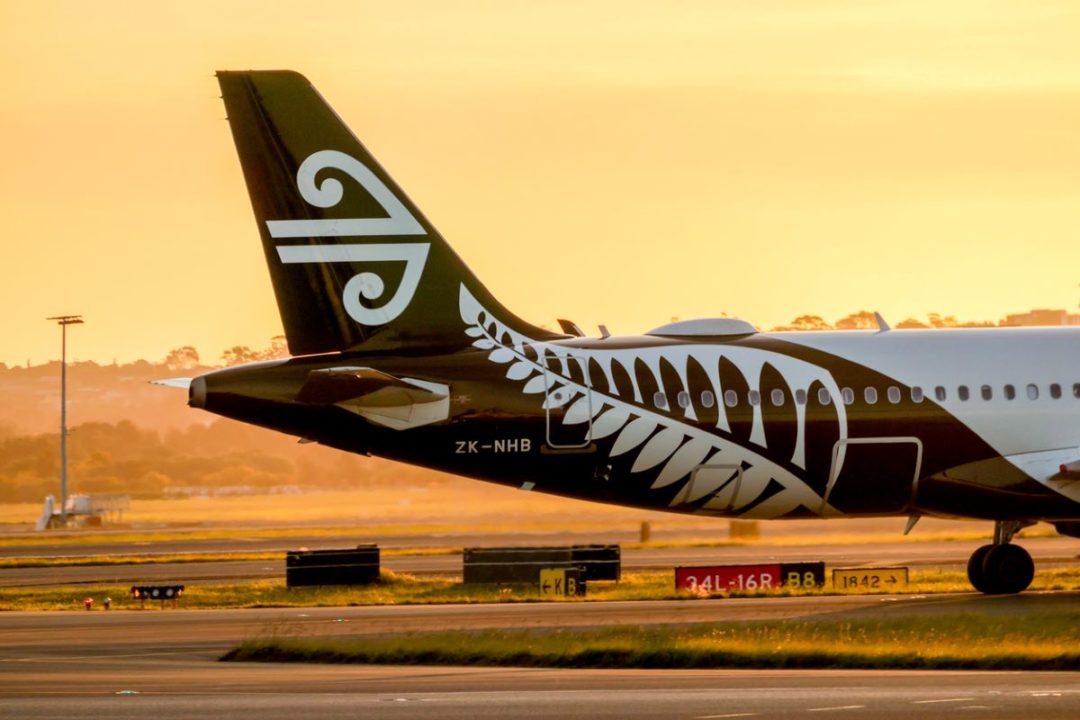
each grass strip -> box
[0,525,475,548]
[621,527,1053,550]
[6,566,1080,612]
[0,546,456,569]
[0,571,671,611]
[222,612,1080,671]
[0,524,1053,550]
[0,552,283,569]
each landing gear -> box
[966,520,1034,594]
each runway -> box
[6,666,1080,720]
[3,595,1080,718]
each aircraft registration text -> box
[455,438,533,454]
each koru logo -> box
[266,150,430,327]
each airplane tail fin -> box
[216,70,559,356]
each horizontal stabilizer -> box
[296,367,449,430]
[297,367,438,404]
[151,378,193,390]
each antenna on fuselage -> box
[557,319,586,337]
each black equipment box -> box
[463,544,620,583]
[286,545,380,587]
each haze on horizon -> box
[3,1,1080,367]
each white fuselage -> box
[782,327,1080,457]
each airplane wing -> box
[1005,447,1080,504]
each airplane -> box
[178,70,1080,595]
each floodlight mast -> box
[46,315,83,526]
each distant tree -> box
[791,315,832,331]
[896,318,929,329]
[835,311,878,330]
[896,314,993,329]
[771,315,833,332]
[256,335,289,361]
[220,338,289,366]
[164,346,200,371]
[927,313,957,328]
[221,346,259,366]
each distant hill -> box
[0,359,216,436]
[0,358,448,503]
[0,415,433,503]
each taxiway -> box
[3,594,1080,719]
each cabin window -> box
[887,386,901,404]
[1051,383,1062,399]
[795,389,807,406]
[748,390,761,406]
[957,385,970,401]
[724,389,738,408]
[1004,384,1016,400]
[864,387,878,405]
[934,386,947,401]
[653,391,668,409]
[981,385,992,401]
[817,388,832,405]
[701,390,715,408]
[842,387,855,405]
[677,391,691,409]
[1026,383,1039,400]
[1074,383,1080,399]
[911,386,924,403]
[770,389,785,407]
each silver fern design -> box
[460,287,850,519]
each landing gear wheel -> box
[967,544,995,593]
[980,544,1034,595]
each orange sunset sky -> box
[2,1,1080,366]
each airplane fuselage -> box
[198,69,1079,594]
[194,316,1080,524]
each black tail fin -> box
[217,70,558,356]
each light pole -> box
[47,315,83,526]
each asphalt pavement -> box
[5,529,1080,718]
[4,597,1080,719]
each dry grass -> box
[1,500,1041,553]
[0,523,1012,551]
[6,566,1080,612]
[0,486,695,528]
[0,551,283,569]
[0,487,1022,549]
[0,545,457,569]
[0,571,666,611]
